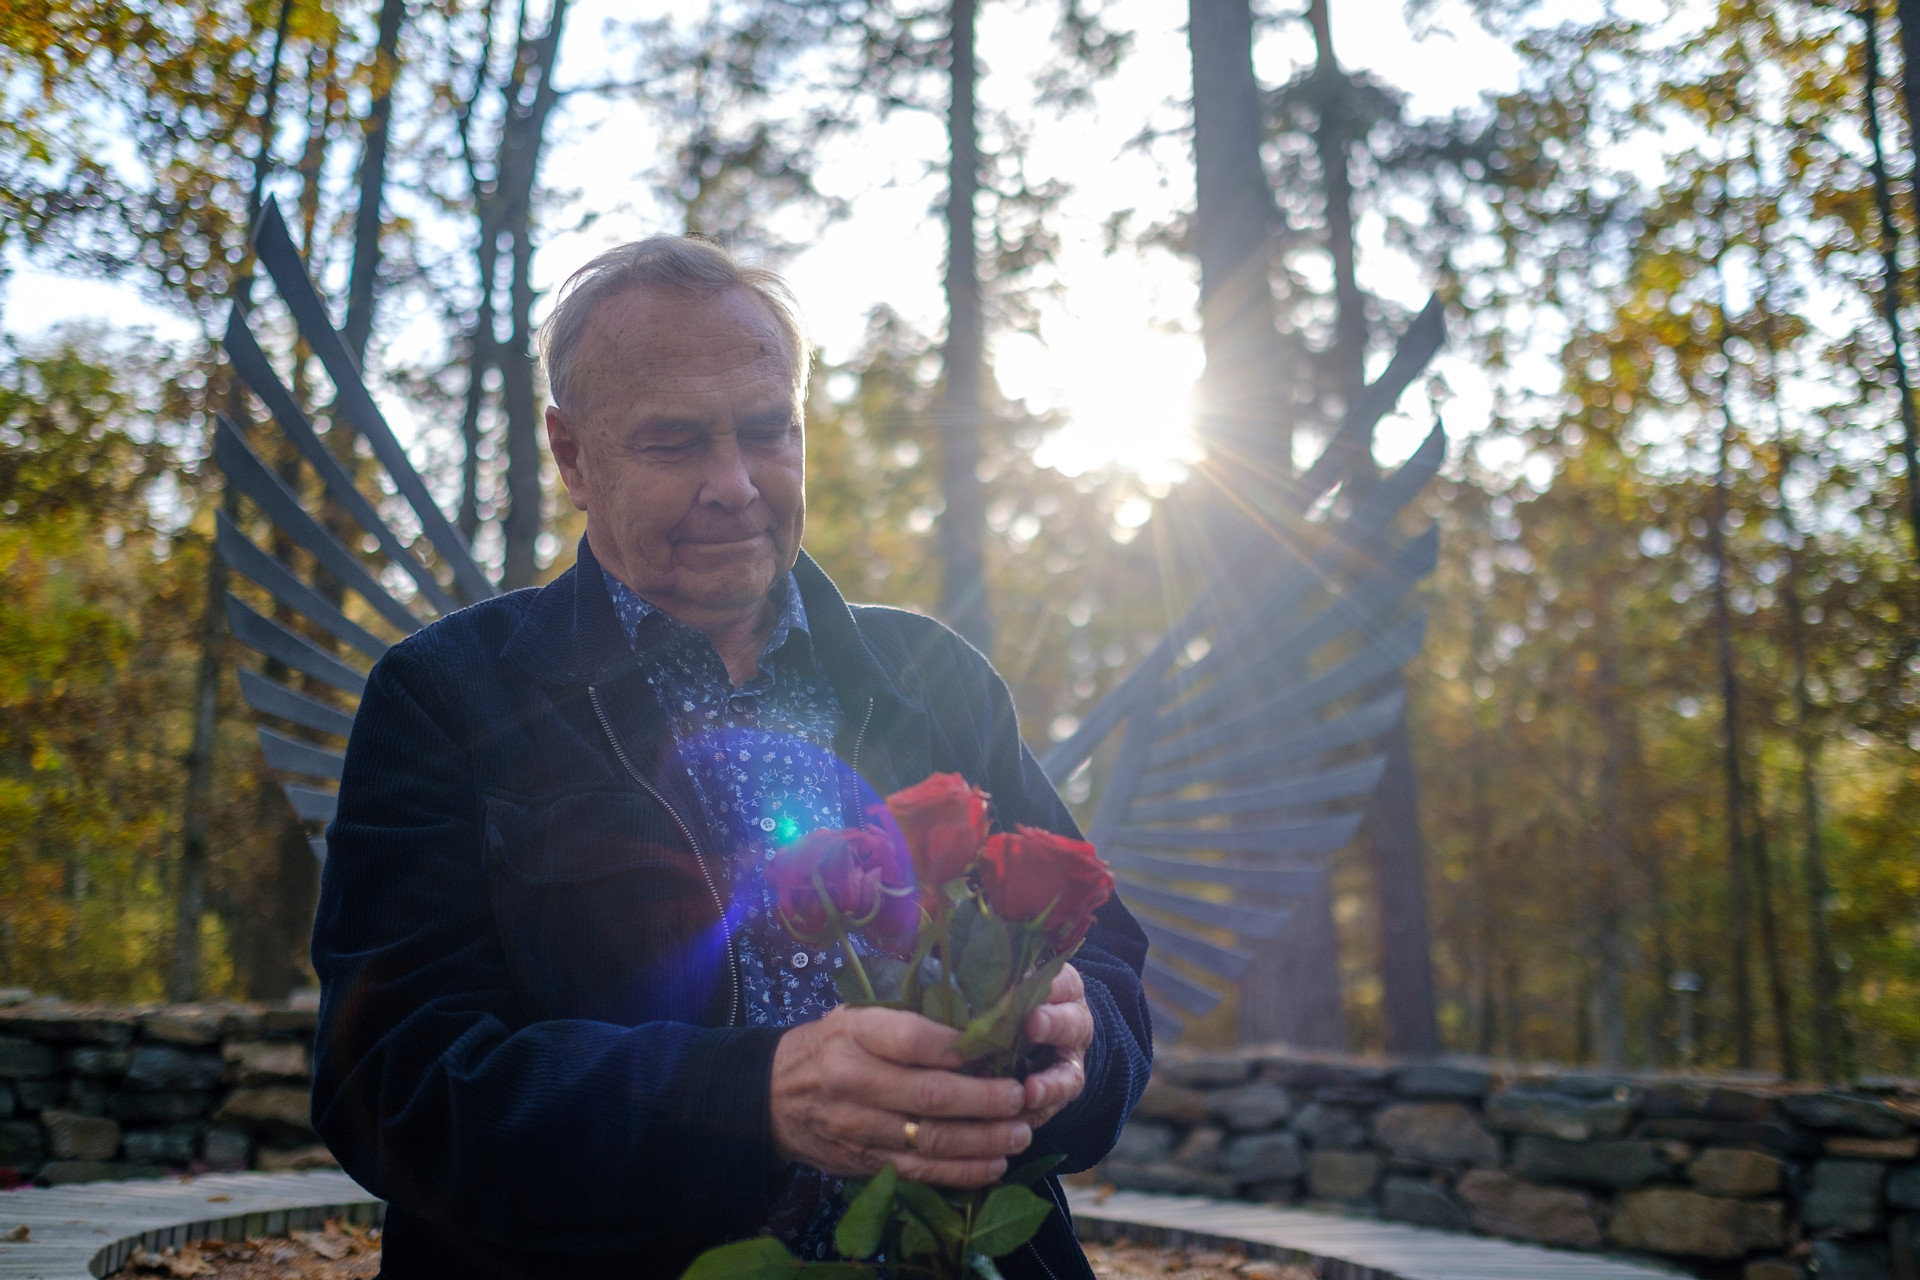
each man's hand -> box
[1019,964,1092,1130]
[770,1005,1032,1188]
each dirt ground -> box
[116,1220,380,1279]
[1080,1240,1316,1280]
[114,1222,1311,1279]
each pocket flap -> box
[484,789,696,884]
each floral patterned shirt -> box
[602,568,855,1258]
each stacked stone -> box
[0,1000,331,1186]
[1102,1051,1920,1280]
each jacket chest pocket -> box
[483,789,728,1025]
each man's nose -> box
[697,432,758,511]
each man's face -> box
[547,284,805,630]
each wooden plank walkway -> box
[0,1171,1684,1280]
[0,1171,380,1280]
[1068,1188,1688,1280]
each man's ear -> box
[546,405,590,512]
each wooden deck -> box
[1067,1188,1687,1280]
[0,1171,380,1279]
[0,1171,1687,1279]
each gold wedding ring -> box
[903,1120,920,1153]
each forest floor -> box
[116,1221,380,1279]
[112,1221,1314,1279]
[1079,1240,1314,1280]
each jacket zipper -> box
[851,697,875,777]
[588,683,741,1027]
[1029,1177,1066,1280]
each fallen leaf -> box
[3,1224,27,1242]
[204,1195,231,1203]
[126,1244,214,1277]
[291,1228,351,1260]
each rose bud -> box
[768,826,919,951]
[882,772,991,886]
[766,830,841,939]
[978,825,1114,953]
[851,821,922,956]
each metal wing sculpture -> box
[1039,304,1447,1042]
[217,198,1446,1045]
[216,198,497,862]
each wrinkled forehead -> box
[568,284,801,421]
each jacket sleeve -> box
[960,633,1154,1175]
[311,636,783,1255]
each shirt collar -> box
[601,567,812,667]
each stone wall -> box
[1102,1050,1920,1280]
[6,1001,1914,1280]
[0,999,331,1187]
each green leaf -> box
[952,1004,1022,1061]
[899,928,938,1011]
[969,1254,1009,1280]
[680,1236,804,1280]
[901,1214,939,1256]
[831,966,872,1005]
[1009,954,1070,1022]
[895,1178,967,1243]
[920,978,965,1027]
[864,954,908,1003]
[1003,1153,1066,1189]
[966,1183,1053,1258]
[833,1162,897,1259]
[954,903,1012,1009]
[952,953,1072,1063]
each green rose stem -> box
[811,868,878,1002]
[839,936,877,1001]
[937,891,961,1025]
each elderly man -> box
[311,236,1152,1278]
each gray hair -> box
[539,236,810,413]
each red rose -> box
[978,826,1113,952]
[882,772,991,886]
[766,826,919,953]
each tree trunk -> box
[169,0,295,1002]
[1239,869,1347,1049]
[1592,646,1633,1069]
[1645,821,1675,1066]
[1748,786,1796,1077]
[1708,381,1755,1069]
[169,526,226,1003]
[1901,0,1920,184]
[1863,0,1920,564]
[1367,713,1441,1054]
[342,0,405,365]
[501,216,542,589]
[486,0,569,591]
[1187,0,1289,490]
[1779,458,1843,1081]
[936,0,992,650]
[458,324,493,548]
[1307,0,1363,409]
[1469,596,1497,1057]
[1308,0,1440,1053]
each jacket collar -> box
[502,536,917,721]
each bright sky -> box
[1,0,1523,483]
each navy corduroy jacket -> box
[312,538,1153,1278]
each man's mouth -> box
[678,532,770,550]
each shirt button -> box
[792,952,809,969]
[729,694,754,714]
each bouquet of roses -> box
[683,773,1113,1280]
